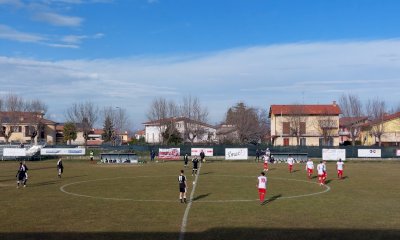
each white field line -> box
[178,163,201,240]
[59,174,330,203]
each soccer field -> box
[0,160,399,240]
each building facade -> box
[269,103,341,146]
[360,112,400,146]
[143,117,217,144]
[0,112,56,145]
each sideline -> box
[178,163,201,240]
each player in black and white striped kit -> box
[178,170,187,203]
[192,157,199,176]
[16,162,28,188]
[57,158,64,178]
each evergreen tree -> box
[102,115,114,143]
[63,122,77,145]
[161,123,183,145]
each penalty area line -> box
[179,163,201,240]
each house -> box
[0,111,56,145]
[216,124,239,143]
[360,112,400,146]
[55,123,86,145]
[56,125,129,145]
[134,129,145,140]
[143,117,217,144]
[339,117,369,145]
[269,102,341,146]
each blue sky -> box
[1,0,400,129]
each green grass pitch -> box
[0,159,399,240]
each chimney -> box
[333,101,337,106]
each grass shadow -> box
[192,193,211,201]
[325,179,332,185]
[29,180,58,187]
[261,194,282,205]
[201,172,213,175]
[0,228,399,240]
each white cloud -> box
[1,39,400,125]
[35,12,83,27]
[0,24,45,42]
[61,35,87,44]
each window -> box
[300,138,306,146]
[283,138,290,146]
[25,126,30,137]
[13,126,22,132]
[283,122,290,135]
[300,122,306,135]
[319,137,334,146]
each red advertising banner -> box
[158,148,181,160]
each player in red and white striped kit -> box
[305,159,314,179]
[336,159,344,179]
[317,161,325,186]
[257,172,267,203]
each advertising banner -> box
[225,148,248,160]
[358,149,381,158]
[322,149,346,161]
[397,149,400,157]
[3,148,27,157]
[191,148,214,157]
[40,148,86,156]
[158,148,180,160]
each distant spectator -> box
[150,150,156,162]
[184,154,189,168]
[200,150,206,163]
[255,149,260,162]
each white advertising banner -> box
[158,148,180,160]
[40,148,86,156]
[191,148,214,157]
[322,149,346,161]
[397,149,400,157]
[358,149,381,158]
[3,148,27,157]
[225,148,248,160]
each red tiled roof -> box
[0,111,56,125]
[135,130,145,135]
[339,117,369,127]
[362,112,400,127]
[269,104,341,116]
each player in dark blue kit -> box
[192,156,199,176]
[16,162,28,188]
[178,170,187,203]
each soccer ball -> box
[193,181,195,185]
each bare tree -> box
[180,95,209,143]
[0,97,3,111]
[102,106,130,145]
[366,98,387,146]
[0,94,25,143]
[339,94,364,146]
[4,93,25,112]
[147,97,178,144]
[66,102,99,146]
[23,99,48,144]
[315,114,338,146]
[225,102,263,144]
[284,105,307,146]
